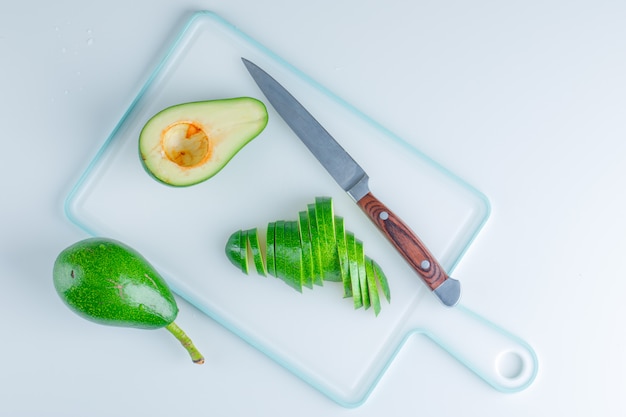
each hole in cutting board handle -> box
[496,351,525,379]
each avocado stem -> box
[165,321,205,364]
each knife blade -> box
[242,58,461,307]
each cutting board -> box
[64,11,537,407]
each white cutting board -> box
[64,11,537,406]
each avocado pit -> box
[161,121,211,168]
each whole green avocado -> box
[53,237,204,364]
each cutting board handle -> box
[409,300,538,392]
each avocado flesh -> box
[53,237,204,363]
[139,97,268,187]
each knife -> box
[242,58,461,307]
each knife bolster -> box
[346,174,370,202]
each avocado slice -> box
[139,97,268,186]
[355,238,370,309]
[346,231,363,309]
[240,229,249,275]
[224,197,391,315]
[266,222,277,277]
[274,220,286,280]
[225,230,247,274]
[365,259,381,316]
[246,228,266,276]
[315,197,341,282]
[283,220,303,292]
[334,216,352,298]
[298,211,314,289]
[307,203,324,286]
[373,260,391,303]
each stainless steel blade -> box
[242,58,370,201]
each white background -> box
[2,0,625,415]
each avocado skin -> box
[53,238,178,329]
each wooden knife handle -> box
[357,192,448,290]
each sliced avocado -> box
[224,197,391,315]
[139,97,268,187]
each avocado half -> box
[139,97,268,186]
